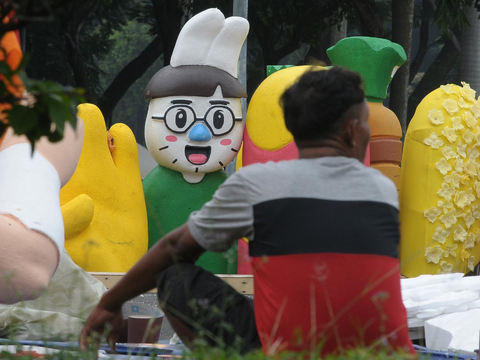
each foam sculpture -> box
[0,128,84,304]
[60,104,148,272]
[425,308,480,353]
[400,83,480,277]
[0,28,84,303]
[240,66,310,168]
[0,249,106,339]
[143,8,248,274]
[327,36,406,190]
[401,274,480,352]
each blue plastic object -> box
[414,344,477,359]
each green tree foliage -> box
[24,0,370,132]
[23,0,476,135]
[0,1,85,148]
[245,0,354,92]
[433,0,480,34]
[98,20,162,145]
[25,0,139,102]
[406,0,480,123]
[3,74,85,148]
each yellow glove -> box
[60,104,148,272]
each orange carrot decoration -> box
[0,24,24,143]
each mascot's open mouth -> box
[185,146,211,165]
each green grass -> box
[0,345,419,360]
[188,346,418,360]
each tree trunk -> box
[330,18,347,46]
[461,5,480,92]
[64,34,95,103]
[407,38,459,123]
[62,1,100,104]
[390,0,414,136]
[98,0,188,125]
[409,0,433,83]
[153,0,185,66]
[98,36,163,126]
[352,0,385,38]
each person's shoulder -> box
[236,160,291,178]
[360,165,399,209]
[232,160,294,193]
[363,166,396,190]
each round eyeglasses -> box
[151,105,242,136]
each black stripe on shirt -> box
[249,198,399,258]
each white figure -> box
[142,8,249,274]
[0,119,84,303]
[144,8,248,184]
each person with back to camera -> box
[80,66,415,356]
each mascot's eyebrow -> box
[171,99,192,105]
[209,100,230,105]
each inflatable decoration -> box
[400,83,480,276]
[0,29,84,303]
[59,104,148,272]
[240,66,312,168]
[327,36,406,190]
[143,8,249,274]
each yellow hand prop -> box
[60,104,148,272]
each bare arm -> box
[80,223,205,348]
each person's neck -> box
[296,139,352,160]
[298,147,349,159]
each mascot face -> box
[145,86,243,183]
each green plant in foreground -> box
[0,347,419,360]
[0,43,85,149]
[187,345,419,360]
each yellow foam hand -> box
[60,104,148,272]
[61,194,94,239]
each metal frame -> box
[89,272,254,295]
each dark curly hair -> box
[280,66,365,143]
